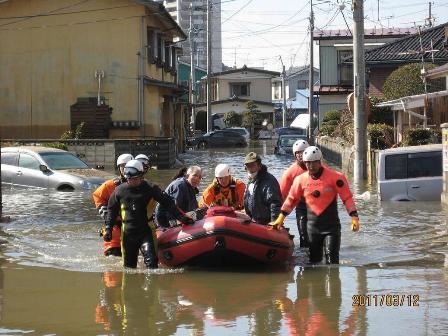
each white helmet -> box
[303,146,323,162]
[135,154,150,165]
[116,153,133,166]
[292,139,309,154]
[123,159,144,178]
[215,163,230,178]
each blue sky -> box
[220,0,448,72]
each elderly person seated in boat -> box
[199,164,246,210]
[155,165,206,227]
[243,152,282,225]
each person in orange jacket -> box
[199,164,245,210]
[279,139,309,247]
[92,153,133,256]
[271,146,360,264]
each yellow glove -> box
[351,216,360,232]
[268,213,286,230]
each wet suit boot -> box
[298,215,310,248]
[140,240,158,269]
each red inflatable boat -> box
[157,206,294,267]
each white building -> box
[159,0,222,73]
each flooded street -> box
[0,140,447,335]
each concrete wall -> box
[442,124,448,205]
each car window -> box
[1,152,18,166]
[385,154,407,180]
[224,131,240,137]
[231,129,245,135]
[407,151,442,178]
[212,132,225,137]
[40,152,89,170]
[19,153,41,170]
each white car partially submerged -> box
[1,146,113,191]
[377,144,442,201]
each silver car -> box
[1,146,113,191]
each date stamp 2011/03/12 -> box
[352,294,419,307]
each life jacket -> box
[280,162,307,200]
[282,167,357,217]
[211,177,242,209]
[205,205,237,218]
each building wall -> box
[0,0,144,138]
[368,67,394,97]
[318,95,347,123]
[216,76,273,102]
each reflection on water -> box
[0,140,447,335]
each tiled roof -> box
[363,23,448,64]
[314,27,417,40]
[316,85,352,94]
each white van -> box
[377,144,442,201]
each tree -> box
[242,101,259,137]
[382,63,445,101]
[223,111,242,127]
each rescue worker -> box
[243,152,282,225]
[135,154,151,175]
[279,139,309,247]
[270,146,360,264]
[92,153,133,256]
[200,164,245,210]
[155,165,205,228]
[104,160,194,269]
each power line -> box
[222,0,253,24]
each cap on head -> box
[116,153,134,166]
[215,163,231,178]
[244,152,261,165]
[135,154,150,166]
[123,159,144,179]
[292,139,309,154]
[302,146,323,162]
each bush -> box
[369,96,393,126]
[41,142,68,150]
[223,111,242,127]
[403,128,442,146]
[322,110,342,123]
[367,123,394,149]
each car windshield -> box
[40,152,89,170]
[230,129,245,135]
[280,137,304,146]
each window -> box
[147,28,157,64]
[157,34,165,65]
[40,153,88,170]
[212,132,225,137]
[18,153,41,170]
[385,154,407,180]
[338,50,353,85]
[230,83,250,97]
[407,151,442,178]
[1,152,18,165]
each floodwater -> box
[0,140,447,335]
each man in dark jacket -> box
[155,165,203,227]
[243,152,282,225]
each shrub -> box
[367,123,394,149]
[322,110,342,123]
[369,96,393,126]
[403,128,442,146]
[223,111,242,127]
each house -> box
[195,65,279,126]
[362,23,448,97]
[315,27,417,122]
[271,66,319,125]
[0,0,187,149]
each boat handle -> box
[410,185,420,189]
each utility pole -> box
[308,0,315,143]
[418,26,428,128]
[0,139,10,223]
[189,4,196,131]
[206,0,213,132]
[353,0,367,182]
[279,56,287,127]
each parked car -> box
[188,130,247,149]
[1,146,113,191]
[274,134,308,155]
[273,127,307,138]
[377,144,442,201]
[226,127,250,141]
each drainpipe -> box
[139,16,145,137]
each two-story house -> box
[315,27,417,123]
[195,65,279,125]
[0,0,186,147]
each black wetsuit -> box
[105,180,183,268]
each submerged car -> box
[188,130,247,149]
[226,127,250,141]
[377,144,442,201]
[274,134,308,155]
[1,146,112,191]
[273,127,307,138]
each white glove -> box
[98,205,108,220]
[185,211,197,221]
